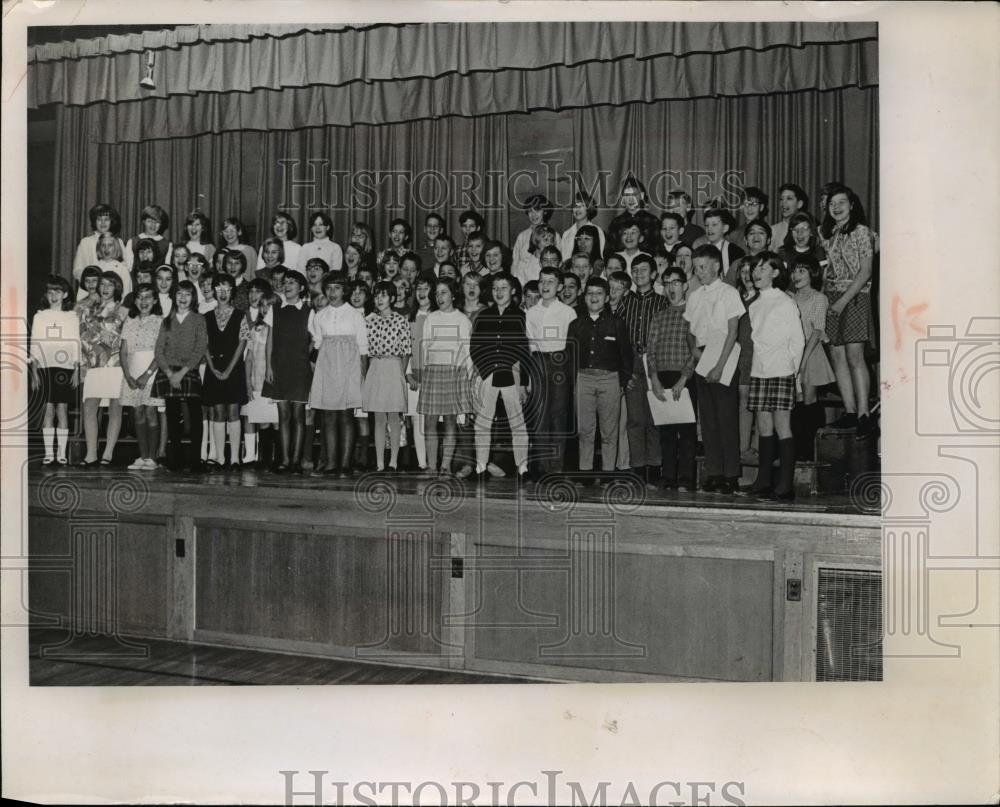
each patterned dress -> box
[241,311,279,423]
[76,296,128,400]
[362,311,411,413]
[821,223,875,345]
[119,313,165,406]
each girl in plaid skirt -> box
[744,254,804,500]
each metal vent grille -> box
[816,567,882,682]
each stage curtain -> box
[29,21,877,111]
[574,86,880,230]
[77,38,877,144]
[51,106,509,275]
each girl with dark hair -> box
[308,272,369,477]
[219,217,257,283]
[74,203,126,281]
[30,276,79,465]
[153,281,208,472]
[560,191,605,261]
[76,271,129,465]
[819,184,875,435]
[573,224,604,266]
[779,212,828,274]
[742,253,804,500]
[608,176,659,255]
[184,211,215,266]
[126,205,172,270]
[298,211,343,274]
[257,211,300,273]
[76,265,102,302]
[363,281,412,472]
[202,274,249,468]
[120,283,165,469]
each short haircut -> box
[212,273,235,291]
[434,234,455,250]
[523,280,540,296]
[540,245,563,264]
[667,190,693,206]
[388,218,413,245]
[661,267,687,284]
[323,271,350,293]
[466,231,486,247]
[304,257,329,274]
[560,272,580,289]
[458,209,485,229]
[620,175,647,204]
[630,253,655,274]
[692,243,723,266]
[522,193,554,222]
[659,211,686,230]
[248,278,273,296]
[424,212,445,227]
[585,275,610,294]
[43,275,74,311]
[538,265,563,283]
[136,238,156,255]
[608,270,633,290]
[264,212,295,241]
[744,219,773,244]
[185,211,212,243]
[400,251,422,271]
[704,208,736,232]
[89,203,122,234]
[742,186,770,218]
[373,279,398,303]
[140,205,169,233]
[779,183,809,210]
[604,254,626,273]
[489,271,515,290]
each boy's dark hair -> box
[779,183,809,211]
[284,269,308,291]
[466,231,486,247]
[585,275,610,295]
[560,272,580,290]
[304,257,329,274]
[89,203,122,234]
[791,253,824,291]
[434,234,456,250]
[224,250,248,273]
[400,251,423,272]
[692,243,723,267]
[523,280,540,295]
[704,208,736,233]
[540,245,563,264]
[630,253,655,275]
[667,190,694,221]
[136,238,156,255]
[424,212,445,227]
[458,209,485,230]
[741,186,770,218]
[388,218,413,245]
[662,267,687,285]
[538,265,563,283]
[608,270,633,290]
[744,219,773,244]
[659,211,686,230]
[522,194,554,222]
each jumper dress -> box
[201,307,248,406]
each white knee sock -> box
[42,427,55,461]
[201,419,212,460]
[243,432,257,463]
[55,428,69,461]
[211,421,226,463]
[226,420,242,464]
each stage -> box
[26,465,883,683]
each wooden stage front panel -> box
[27,471,881,683]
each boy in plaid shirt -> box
[647,267,698,490]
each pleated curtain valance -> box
[29,22,878,134]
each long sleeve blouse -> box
[748,288,805,378]
[155,311,208,373]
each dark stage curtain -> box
[52,108,510,273]
[575,86,880,232]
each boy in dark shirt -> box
[567,276,633,485]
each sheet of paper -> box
[646,386,696,425]
[696,338,740,385]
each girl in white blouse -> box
[297,211,343,275]
[744,253,805,500]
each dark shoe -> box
[856,414,873,438]
[78,458,99,468]
[772,489,796,501]
[701,475,723,492]
[290,463,304,475]
[660,478,678,491]
[717,478,738,494]
[828,412,858,431]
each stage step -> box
[696,455,826,497]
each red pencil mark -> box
[891,294,928,351]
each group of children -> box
[31,179,877,497]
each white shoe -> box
[487,462,506,478]
[143,458,159,470]
[128,458,146,470]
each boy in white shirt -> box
[683,244,744,493]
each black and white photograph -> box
[2,2,997,805]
